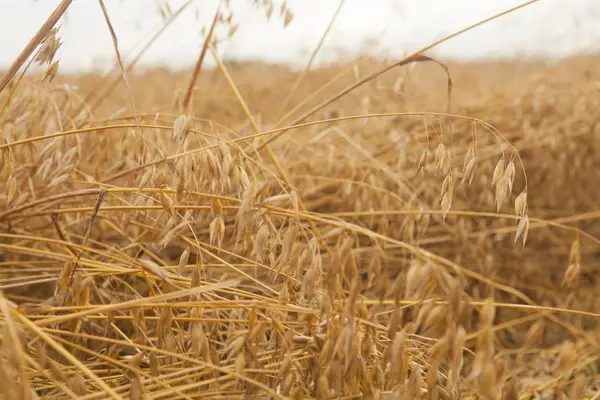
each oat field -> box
[1,1,600,399]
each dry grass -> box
[2,2,600,399]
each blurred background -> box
[2,0,600,73]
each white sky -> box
[1,0,600,73]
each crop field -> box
[1,1,600,399]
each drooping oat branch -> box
[0,0,73,94]
[259,55,453,152]
[258,0,539,150]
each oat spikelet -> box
[569,374,587,399]
[440,174,453,201]
[67,373,87,396]
[265,3,273,20]
[514,215,529,247]
[159,192,175,216]
[35,27,61,65]
[491,157,505,188]
[562,262,580,288]
[514,190,527,216]
[524,319,544,349]
[505,160,516,195]
[441,192,452,222]
[228,23,239,38]
[462,155,477,186]
[139,259,171,282]
[177,247,190,275]
[137,169,153,193]
[130,373,144,400]
[283,8,294,27]
[558,341,576,377]
[569,239,581,265]
[209,216,225,248]
[463,147,475,172]
[149,354,160,377]
[211,198,223,216]
[434,143,446,175]
[495,180,508,212]
[173,114,192,140]
[42,61,59,83]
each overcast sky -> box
[1,0,600,73]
